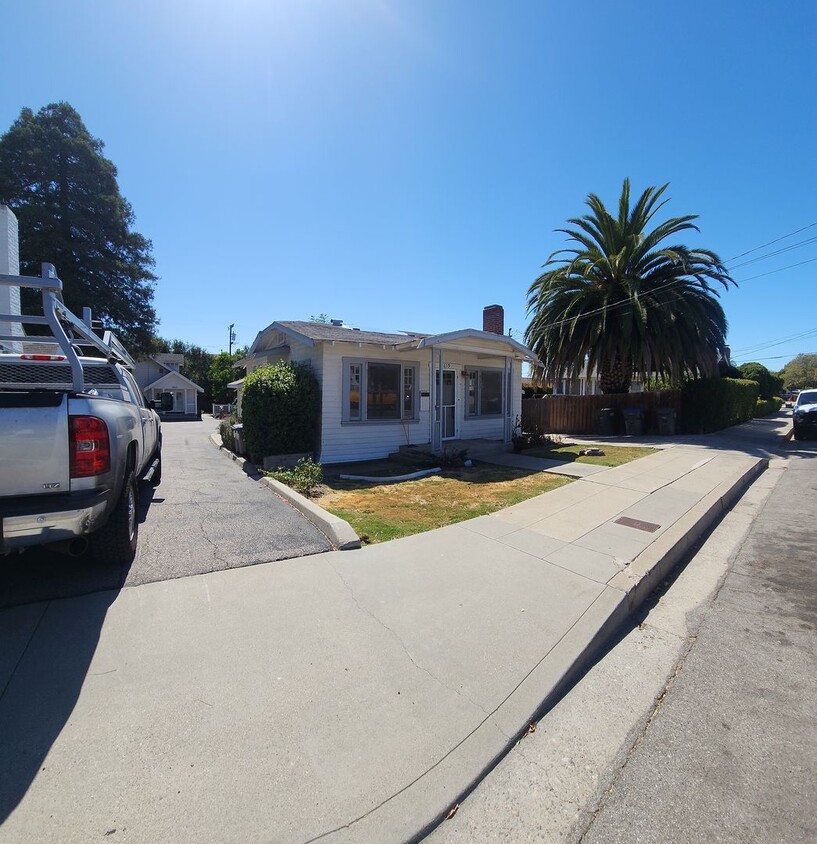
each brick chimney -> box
[482,304,504,335]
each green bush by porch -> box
[242,361,320,462]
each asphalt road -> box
[0,416,332,609]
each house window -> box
[465,368,503,417]
[343,358,418,422]
[367,363,400,419]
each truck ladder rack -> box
[0,263,135,393]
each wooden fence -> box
[521,390,682,435]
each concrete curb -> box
[258,477,361,550]
[208,432,361,551]
[208,432,260,478]
[606,455,769,610]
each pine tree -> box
[0,102,157,353]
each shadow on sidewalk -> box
[0,484,157,611]
[0,589,117,823]
[571,414,795,461]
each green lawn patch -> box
[522,442,658,467]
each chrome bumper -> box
[0,491,110,552]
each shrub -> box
[242,361,320,462]
[754,396,782,418]
[266,457,323,497]
[439,448,470,468]
[681,377,759,433]
[512,415,560,452]
[219,413,239,452]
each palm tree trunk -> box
[599,357,632,394]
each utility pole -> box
[228,323,235,355]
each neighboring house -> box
[237,305,539,464]
[550,346,733,396]
[134,353,204,416]
[552,363,603,396]
[552,369,650,395]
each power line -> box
[727,236,817,270]
[732,327,817,356]
[736,255,817,283]
[726,221,817,262]
[732,354,794,364]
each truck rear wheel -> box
[90,471,139,565]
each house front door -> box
[440,370,456,440]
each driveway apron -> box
[130,417,332,585]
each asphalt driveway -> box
[0,416,332,608]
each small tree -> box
[738,362,783,399]
[242,361,320,461]
[780,353,817,390]
[209,351,242,404]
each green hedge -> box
[242,360,320,462]
[754,396,783,418]
[681,377,759,433]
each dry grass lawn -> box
[316,466,571,544]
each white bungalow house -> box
[134,353,204,417]
[237,305,540,464]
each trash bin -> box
[622,408,644,436]
[232,423,245,456]
[597,408,615,436]
[657,408,676,436]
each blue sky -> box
[2,1,816,369]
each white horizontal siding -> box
[459,416,505,439]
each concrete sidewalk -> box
[0,433,772,842]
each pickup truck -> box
[0,264,161,565]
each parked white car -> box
[792,388,817,441]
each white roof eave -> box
[394,329,540,364]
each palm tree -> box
[525,179,735,393]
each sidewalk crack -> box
[329,561,491,717]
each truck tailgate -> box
[0,392,71,497]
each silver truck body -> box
[0,264,161,561]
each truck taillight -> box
[69,416,110,477]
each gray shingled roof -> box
[275,321,426,346]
